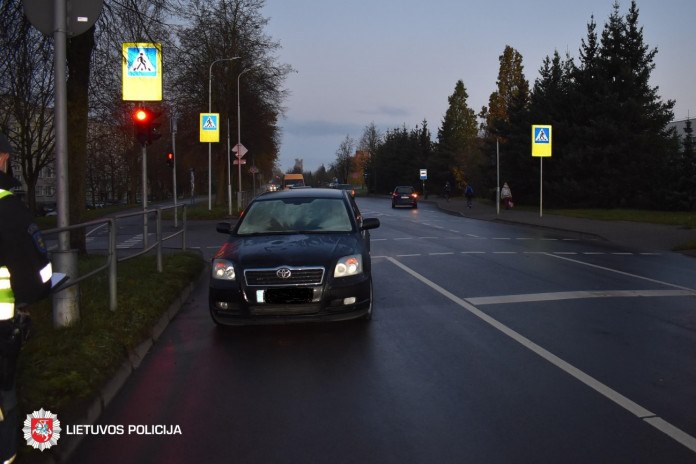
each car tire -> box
[391,202,395,208]
[413,204,418,209]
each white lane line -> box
[461,251,485,254]
[544,253,696,292]
[396,254,421,257]
[467,289,696,306]
[429,252,454,256]
[385,256,696,454]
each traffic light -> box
[132,107,151,146]
[149,109,162,145]
[131,106,162,146]
[166,151,174,168]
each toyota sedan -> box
[209,188,380,326]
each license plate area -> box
[263,288,314,304]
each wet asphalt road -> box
[71,197,696,463]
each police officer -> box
[0,133,53,463]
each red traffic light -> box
[133,108,150,123]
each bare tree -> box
[0,1,56,213]
[334,135,354,184]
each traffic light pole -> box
[51,0,79,328]
[172,117,178,227]
[142,143,148,249]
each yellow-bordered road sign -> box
[532,125,552,157]
[200,113,220,143]
[122,43,162,101]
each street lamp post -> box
[236,66,255,209]
[208,57,240,211]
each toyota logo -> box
[276,268,292,279]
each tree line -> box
[314,1,694,211]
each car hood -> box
[215,233,360,268]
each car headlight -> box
[333,254,363,278]
[212,259,236,281]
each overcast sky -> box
[261,0,695,173]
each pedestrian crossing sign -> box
[200,113,220,143]
[122,43,162,101]
[532,125,552,157]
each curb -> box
[428,199,605,241]
[33,267,208,464]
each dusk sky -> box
[261,0,695,173]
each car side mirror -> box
[361,217,380,230]
[216,222,233,234]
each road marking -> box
[396,254,421,257]
[429,252,454,256]
[385,256,696,454]
[467,289,696,306]
[544,253,696,292]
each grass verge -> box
[545,208,696,228]
[16,252,205,416]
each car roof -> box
[257,187,346,200]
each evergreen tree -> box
[680,119,696,210]
[479,46,530,202]
[572,1,674,207]
[435,80,481,195]
[529,51,576,206]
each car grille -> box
[244,267,325,287]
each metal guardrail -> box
[43,204,188,312]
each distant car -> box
[209,188,380,326]
[331,183,356,198]
[391,186,418,209]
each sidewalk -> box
[425,197,696,254]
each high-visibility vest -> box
[0,189,14,321]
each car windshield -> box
[395,187,413,194]
[237,197,353,235]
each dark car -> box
[391,185,418,208]
[331,183,356,198]
[209,188,380,326]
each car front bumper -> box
[209,273,372,325]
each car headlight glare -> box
[334,255,362,278]
[212,259,236,281]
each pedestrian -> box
[0,133,54,463]
[464,183,474,208]
[444,181,451,202]
[501,182,513,209]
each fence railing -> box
[43,204,188,313]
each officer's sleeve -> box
[0,201,52,305]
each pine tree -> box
[566,1,675,208]
[479,46,530,201]
[681,119,696,210]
